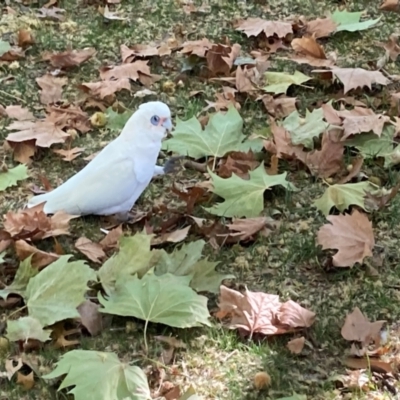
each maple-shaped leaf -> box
[163,107,260,160]
[6,116,70,147]
[314,181,377,215]
[79,79,132,99]
[0,256,38,300]
[99,273,211,328]
[53,147,85,161]
[36,74,67,104]
[305,17,338,38]
[282,108,328,149]
[4,105,34,121]
[317,210,375,267]
[314,68,388,94]
[290,37,334,67]
[264,71,311,95]
[105,107,133,131]
[236,18,293,38]
[341,307,385,346]
[98,233,153,295]
[15,239,59,269]
[25,255,96,326]
[153,240,234,293]
[205,163,296,218]
[217,286,315,337]
[75,237,106,264]
[344,126,395,159]
[43,350,150,400]
[0,40,11,57]
[0,164,29,191]
[332,9,381,32]
[6,316,51,342]
[342,113,388,139]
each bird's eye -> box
[150,115,160,126]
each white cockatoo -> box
[27,101,173,217]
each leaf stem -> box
[6,305,27,320]
[0,89,26,103]
[143,319,149,353]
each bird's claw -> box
[163,156,185,174]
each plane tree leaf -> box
[43,350,151,400]
[314,182,377,215]
[205,163,296,218]
[98,233,153,295]
[162,107,261,160]
[6,316,51,342]
[99,273,211,328]
[263,71,311,94]
[0,256,38,300]
[153,240,235,293]
[105,107,132,131]
[25,255,97,327]
[0,40,11,57]
[0,164,29,191]
[332,10,381,32]
[283,108,328,149]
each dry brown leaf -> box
[51,323,80,349]
[53,147,85,161]
[235,65,258,92]
[236,18,293,38]
[154,336,187,349]
[5,105,34,121]
[75,237,106,263]
[171,184,209,214]
[344,357,393,373]
[46,104,91,134]
[321,102,342,125]
[5,140,37,165]
[379,0,400,12]
[337,369,369,390]
[3,204,77,241]
[338,157,364,184]
[79,79,131,99]
[317,210,375,267]
[217,286,315,337]
[305,17,338,38]
[16,371,35,390]
[15,239,59,269]
[100,60,151,81]
[304,131,344,178]
[224,216,280,241]
[6,115,70,147]
[5,358,23,380]
[151,226,191,246]
[17,29,35,48]
[291,36,334,67]
[204,87,240,112]
[364,181,400,210]
[77,300,104,336]
[342,113,388,139]
[0,46,25,62]
[287,336,305,354]
[314,68,389,94]
[260,95,297,118]
[120,43,172,62]
[180,38,213,57]
[206,43,241,76]
[43,47,96,68]
[341,307,385,346]
[218,150,259,179]
[382,34,400,61]
[36,74,67,104]
[99,225,123,250]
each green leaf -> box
[283,108,328,149]
[276,393,307,400]
[0,256,39,300]
[43,350,150,400]
[0,40,11,57]
[344,125,394,159]
[0,164,29,192]
[162,107,261,160]
[153,240,235,293]
[263,71,311,95]
[204,163,296,218]
[99,273,211,328]
[0,252,5,264]
[6,316,51,342]
[384,144,400,168]
[98,233,153,295]
[105,107,133,131]
[25,255,97,327]
[332,10,381,32]
[314,182,377,215]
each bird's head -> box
[122,101,173,143]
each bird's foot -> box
[163,156,185,174]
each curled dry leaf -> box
[15,239,59,269]
[287,336,306,354]
[290,36,335,67]
[216,286,315,338]
[42,47,96,68]
[75,237,106,264]
[341,307,385,346]
[317,210,375,267]
[151,226,191,246]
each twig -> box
[0,89,26,104]
[183,160,208,173]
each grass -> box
[1,0,400,399]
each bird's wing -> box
[29,152,139,215]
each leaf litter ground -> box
[1,0,400,399]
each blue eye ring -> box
[151,115,160,126]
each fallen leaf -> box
[344,357,393,373]
[0,164,29,192]
[305,17,338,38]
[36,7,65,21]
[260,95,297,118]
[79,79,131,99]
[341,307,385,346]
[99,4,127,20]
[317,210,375,267]
[16,371,35,390]
[99,225,124,250]
[223,216,279,241]
[43,47,96,68]
[236,18,293,38]
[264,70,311,95]
[36,74,67,104]
[17,29,35,48]
[218,150,260,179]
[15,240,59,269]
[75,237,106,263]
[291,36,334,67]
[53,147,85,161]
[154,336,187,349]
[342,113,388,139]
[77,300,104,336]
[287,337,305,354]
[151,226,191,246]
[5,105,34,121]
[51,323,80,349]
[379,0,400,12]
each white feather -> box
[27,101,172,216]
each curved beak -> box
[162,117,173,131]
